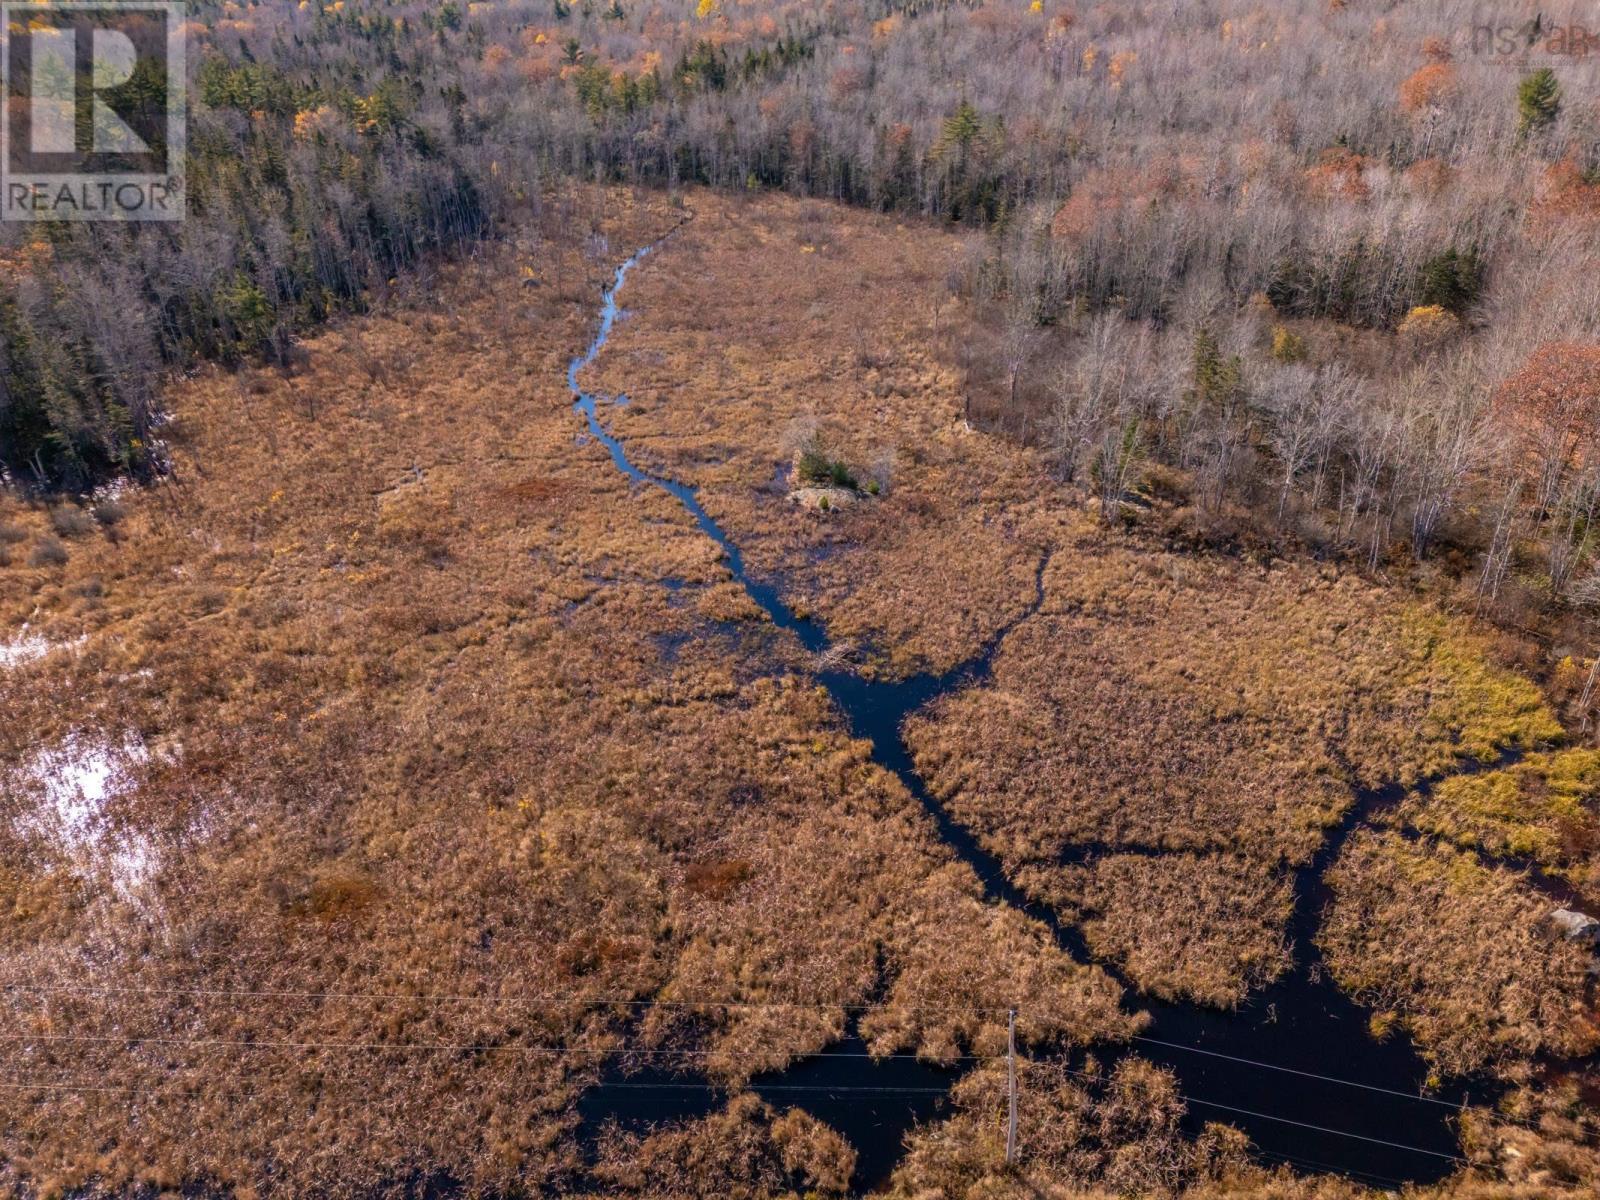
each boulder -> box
[1548,908,1600,942]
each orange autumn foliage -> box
[1530,158,1600,225]
[1399,62,1459,114]
[1301,145,1372,202]
[1403,157,1454,195]
[1050,161,1197,240]
[1493,342,1600,491]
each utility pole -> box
[1006,1007,1018,1168]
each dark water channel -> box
[569,236,1487,1191]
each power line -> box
[1131,1034,1470,1111]
[0,981,1529,1129]
[1128,1035,1539,1136]
[1044,1063,1468,1167]
[1180,1097,1464,1164]
[1251,1148,1412,1190]
[0,1060,1473,1169]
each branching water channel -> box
[568,230,1498,1192]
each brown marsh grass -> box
[1,188,1596,1197]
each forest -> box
[8,0,1600,641]
[3,1,1600,1198]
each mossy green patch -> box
[1395,608,1563,770]
[1407,748,1600,867]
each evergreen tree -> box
[1189,328,1243,414]
[1518,68,1561,134]
[1418,248,1485,315]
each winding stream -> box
[568,231,1495,1191]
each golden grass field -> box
[0,189,1597,1197]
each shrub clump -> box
[796,438,859,492]
[47,505,95,538]
[92,498,128,529]
[27,536,68,568]
[1270,324,1307,363]
[1398,303,1460,346]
